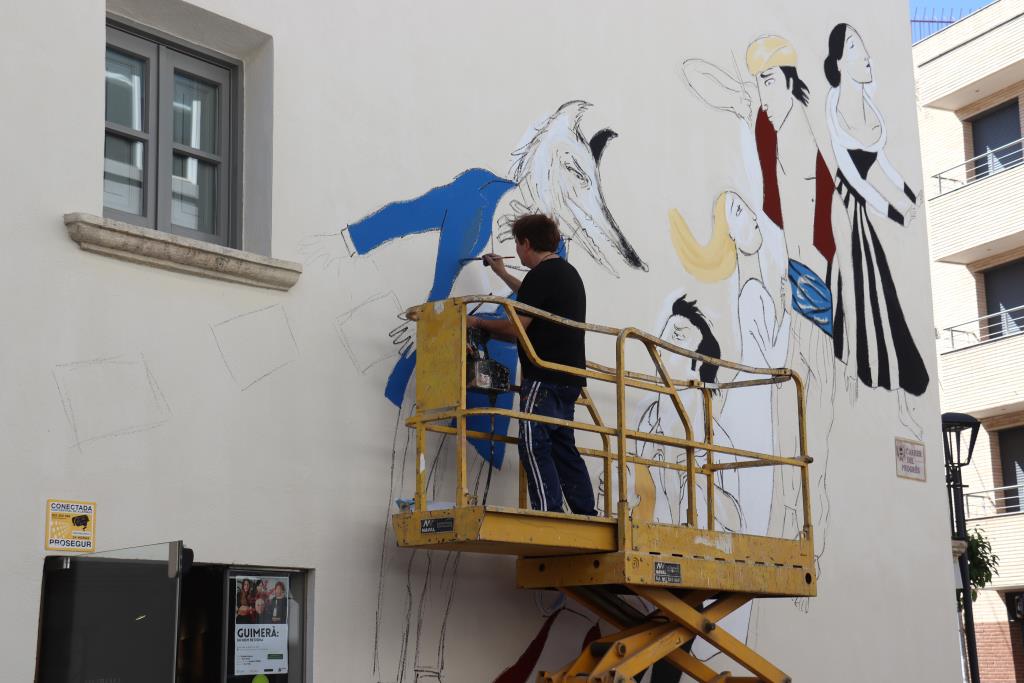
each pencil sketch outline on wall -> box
[211,304,300,391]
[619,292,739,533]
[313,100,646,683]
[335,291,408,374]
[53,353,171,449]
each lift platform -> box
[393,296,815,682]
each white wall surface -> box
[0,1,960,681]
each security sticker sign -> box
[45,499,96,552]
[895,438,926,482]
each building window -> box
[969,99,1023,181]
[982,257,1024,342]
[998,426,1024,513]
[104,23,238,247]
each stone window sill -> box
[64,213,301,291]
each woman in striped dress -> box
[823,23,929,436]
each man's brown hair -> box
[511,213,561,253]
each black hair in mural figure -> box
[670,295,721,384]
[780,65,810,105]
[822,23,929,429]
[823,24,849,88]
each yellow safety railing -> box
[404,295,813,552]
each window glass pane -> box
[105,48,145,131]
[173,73,218,154]
[972,101,1023,179]
[172,154,217,233]
[982,258,1024,341]
[999,427,1024,513]
[103,134,144,215]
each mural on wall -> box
[628,292,734,529]
[680,36,837,600]
[633,190,790,658]
[822,23,929,434]
[299,21,933,683]
[316,100,648,683]
[667,189,790,536]
[637,25,931,659]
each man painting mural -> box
[317,101,645,683]
[469,214,596,516]
[339,101,646,471]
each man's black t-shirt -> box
[515,257,587,387]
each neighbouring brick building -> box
[915,2,1024,680]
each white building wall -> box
[1,1,960,681]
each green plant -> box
[960,528,999,608]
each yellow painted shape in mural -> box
[668,205,736,283]
[45,499,96,553]
[746,35,798,75]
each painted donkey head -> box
[509,101,648,277]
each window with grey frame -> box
[969,99,1023,181]
[104,24,238,247]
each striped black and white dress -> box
[825,87,929,396]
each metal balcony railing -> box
[942,303,1024,351]
[932,136,1024,197]
[965,484,1024,519]
[910,7,970,43]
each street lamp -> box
[943,412,981,683]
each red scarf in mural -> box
[755,109,836,264]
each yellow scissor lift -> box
[393,296,816,683]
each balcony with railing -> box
[967,485,1024,589]
[933,138,1024,196]
[914,0,1024,110]
[942,303,1024,352]
[928,135,1024,264]
[966,484,1023,519]
[939,306,1024,417]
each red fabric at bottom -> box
[493,610,563,683]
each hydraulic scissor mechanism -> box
[539,587,791,683]
[393,297,816,682]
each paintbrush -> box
[459,255,514,263]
